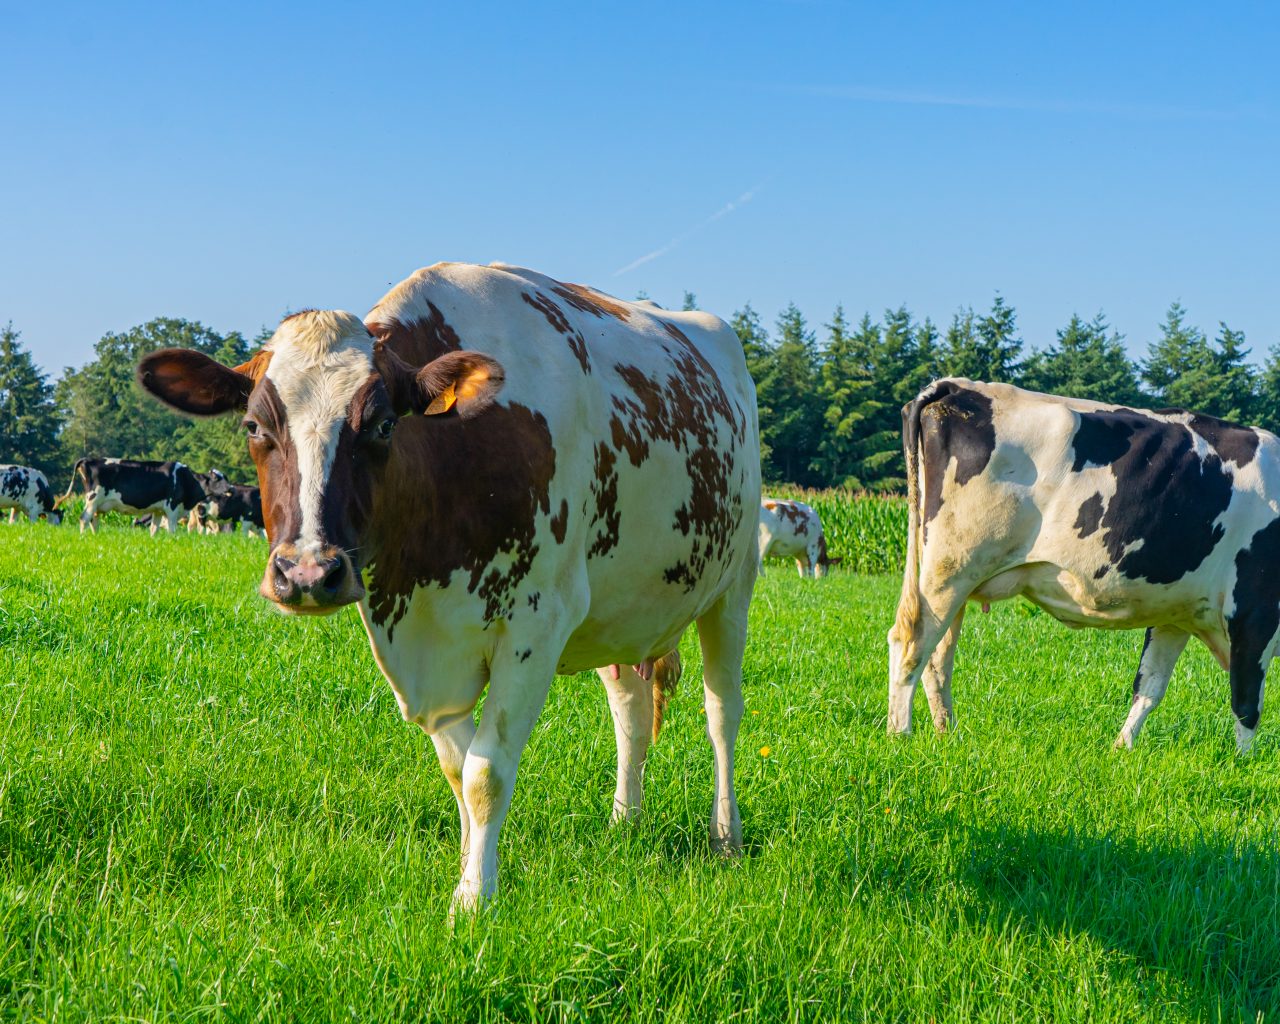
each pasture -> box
[2,515,1279,1022]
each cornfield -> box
[763,486,908,575]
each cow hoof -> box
[1113,731,1134,750]
[709,826,743,858]
[610,803,642,826]
[448,880,494,924]
[1234,722,1257,756]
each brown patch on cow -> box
[366,300,463,366]
[588,442,621,558]
[604,328,747,591]
[772,500,810,536]
[520,291,591,374]
[362,401,557,636]
[551,282,632,323]
[550,499,569,543]
[243,377,299,546]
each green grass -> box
[2,523,1279,1022]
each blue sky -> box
[2,1,1276,373]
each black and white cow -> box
[889,377,1280,754]
[1,465,61,524]
[202,484,265,537]
[59,458,230,534]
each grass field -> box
[3,523,1279,1022]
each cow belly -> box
[974,562,1223,635]
[94,489,169,516]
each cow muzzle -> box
[263,543,363,613]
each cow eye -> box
[377,417,396,440]
[244,420,259,437]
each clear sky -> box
[3,1,1276,373]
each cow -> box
[758,498,840,577]
[137,261,761,914]
[888,377,1280,755]
[1,465,62,524]
[202,483,265,537]
[58,458,231,534]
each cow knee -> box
[463,761,507,826]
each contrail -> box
[785,83,1240,120]
[613,184,764,277]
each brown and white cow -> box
[889,377,1280,754]
[138,262,760,913]
[758,498,839,578]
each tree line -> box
[1,295,1276,492]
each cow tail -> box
[895,383,939,637]
[55,459,87,507]
[651,649,683,742]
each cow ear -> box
[137,349,256,416]
[374,343,505,418]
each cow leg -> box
[452,651,555,916]
[695,563,753,855]
[164,511,179,534]
[921,606,965,733]
[7,508,15,524]
[596,663,654,824]
[1228,619,1272,755]
[1114,626,1189,749]
[887,587,968,735]
[794,557,808,579]
[429,714,477,874]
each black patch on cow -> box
[1070,410,1235,585]
[1073,492,1105,539]
[1184,412,1259,468]
[518,648,532,663]
[1228,517,1280,731]
[1131,628,1154,702]
[1,466,26,501]
[919,383,997,530]
[1071,413,1135,471]
[527,591,540,611]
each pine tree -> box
[1021,313,1142,405]
[1140,302,1211,403]
[756,303,821,485]
[814,305,877,487]
[1256,345,1280,434]
[938,296,1023,382]
[0,323,61,478]
[681,291,698,311]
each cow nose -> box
[271,553,349,604]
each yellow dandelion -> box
[750,709,760,716]
[884,807,892,814]
[759,746,772,758]
[699,707,706,715]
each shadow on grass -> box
[961,822,1280,1018]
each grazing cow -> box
[1,465,61,524]
[58,458,230,534]
[758,498,840,577]
[137,261,760,913]
[888,377,1280,754]
[202,483,265,537]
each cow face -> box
[137,310,504,615]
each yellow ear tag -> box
[424,383,457,416]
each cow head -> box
[137,310,504,614]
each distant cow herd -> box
[6,261,1275,915]
[1,457,264,535]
